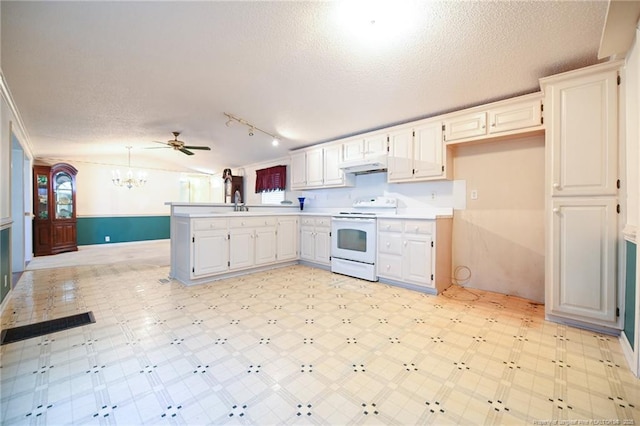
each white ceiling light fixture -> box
[224,112,280,147]
[112,146,147,189]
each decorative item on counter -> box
[298,197,305,211]
[223,168,232,203]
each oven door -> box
[331,217,376,264]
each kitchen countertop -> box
[174,208,453,220]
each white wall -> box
[451,135,545,302]
[69,161,204,216]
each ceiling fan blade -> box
[144,146,171,149]
[179,148,195,156]
[183,146,211,150]
[151,141,169,145]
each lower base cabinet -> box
[174,215,298,285]
[547,197,618,328]
[377,217,452,293]
[300,216,331,265]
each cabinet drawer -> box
[378,233,402,255]
[193,218,228,231]
[404,220,433,234]
[302,216,331,227]
[378,254,403,280]
[378,220,403,232]
[315,217,331,228]
[229,217,276,228]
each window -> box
[261,190,285,205]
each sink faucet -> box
[233,190,249,211]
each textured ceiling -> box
[1,1,609,175]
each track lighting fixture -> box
[224,112,280,147]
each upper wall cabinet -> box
[443,93,543,144]
[387,119,452,183]
[343,133,388,162]
[290,143,354,190]
[541,64,619,197]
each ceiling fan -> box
[150,131,211,156]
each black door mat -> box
[1,311,95,345]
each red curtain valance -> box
[255,165,287,193]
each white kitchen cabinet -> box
[290,145,353,190]
[300,216,331,265]
[192,218,229,277]
[387,128,413,181]
[229,226,255,270]
[377,218,452,293]
[290,152,307,189]
[323,144,345,186]
[276,216,298,261]
[193,229,229,276]
[387,120,450,183]
[443,93,543,144]
[543,66,619,197]
[488,98,542,134]
[443,111,487,142]
[549,198,618,326]
[229,217,278,269]
[342,133,387,162]
[540,60,622,331]
[306,148,324,187]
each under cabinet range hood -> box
[338,155,388,174]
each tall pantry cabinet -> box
[540,60,623,331]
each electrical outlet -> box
[431,192,437,200]
[105,236,110,242]
[470,190,478,200]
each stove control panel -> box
[353,196,397,208]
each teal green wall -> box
[0,227,10,305]
[624,241,637,348]
[77,216,169,245]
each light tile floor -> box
[2,257,640,425]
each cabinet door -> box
[323,145,344,186]
[403,234,433,286]
[413,122,444,179]
[364,134,387,157]
[290,152,307,189]
[378,232,403,255]
[547,69,618,196]
[488,98,542,134]
[443,112,487,142]
[549,198,617,325]
[387,129,413,182]
[193,229,229,276]
[343,139,363,162]
[300,226,316,261]
[306,148,324,187]
[229,228,255,270]
[315,228,331,265]
[378,253,403,280]
[255,227,277,265]
[277,217,298,261]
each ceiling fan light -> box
[272,138,279,146]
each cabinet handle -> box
[386,242,390,247]
[415,226,419,232]
[403,241,407,247]
[386,264,390,270]
[386,225,391,230]
[491,122,496,127]
[553,183,560,189]
[552,208,559,213]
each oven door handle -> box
[331,217,377,224]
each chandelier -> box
[112,146,147,189]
